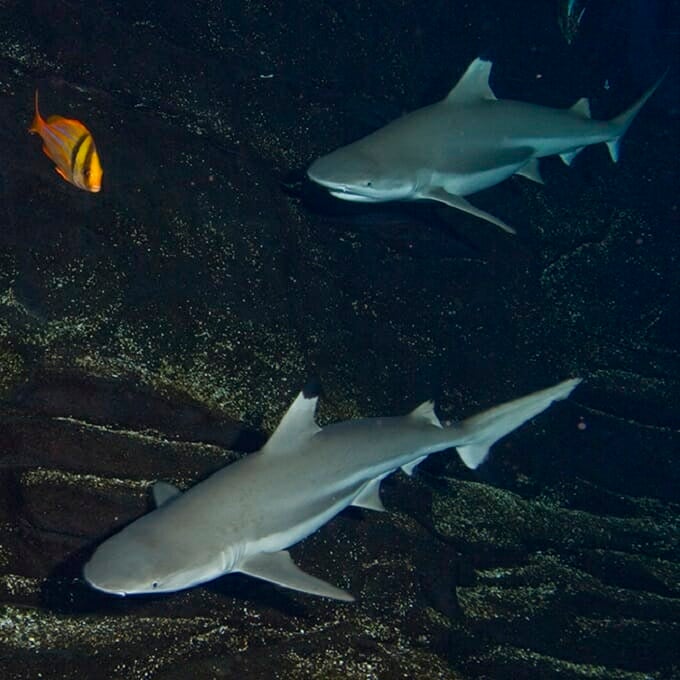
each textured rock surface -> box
[0,0,678,678]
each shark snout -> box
[82,560,128,596]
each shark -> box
[307,58,663,233]
[84,377,580,601]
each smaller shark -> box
[84,377,580,601]
[307,58,663,233]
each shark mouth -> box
[328,189,379,203]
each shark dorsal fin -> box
[262,389,321,455]
[409,400,442,428]
[570,97,591,118]
[445,58,497,104]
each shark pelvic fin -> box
[422,187,516,234]
[152,481,182,507]
[237,550,354,601]
[445,58,497,104]
[515,158,544,184]
[409,400,442,428]
[352,477,386,512]
[262,390,321,456]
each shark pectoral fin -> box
[237,551,354,602]
[152,481,182,507]
[515,158,544,185]
[402,455,428,477]
[422,188,516,234]
[560,148,585,166]
[352,478,386,512]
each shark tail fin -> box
[455,378,581,469]
[607,72,667,162]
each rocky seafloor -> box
[0,1,678,678]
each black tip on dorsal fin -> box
[302,377,322,400]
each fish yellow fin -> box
[29,90,41,133]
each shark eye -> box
[152,581,159,589]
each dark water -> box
[0,1,678,678]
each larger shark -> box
[84,377,580,601]
[307,58,662,233]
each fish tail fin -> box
[29,89,41,134]
[454,378,581,469]
[607,72,666,162]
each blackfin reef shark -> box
[307,57,663,234]
[84,377,580,601]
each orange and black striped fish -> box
[28,90,103,192]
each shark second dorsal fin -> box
[570,97,591,119]
[262,385,321,456]
[409,400,442,428]
[445,58,497,104]
[152,481,182,507]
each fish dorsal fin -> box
[409,400,442,428]
[570,97,591,118]
[152,481,182,507]
[445,58,497,104]
[262,388,321,455]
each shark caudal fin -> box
[455,378,581,469]
[607,72,667,162]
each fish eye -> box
[152,581,159,589]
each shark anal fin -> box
[559,147,585,166]
[152,481,182,507]
[352,478,385,512]
[423,188,516,234]
[606,139,621,163]
[402,455,427,477]
[237,551,354,602]
[515,158,544,184]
